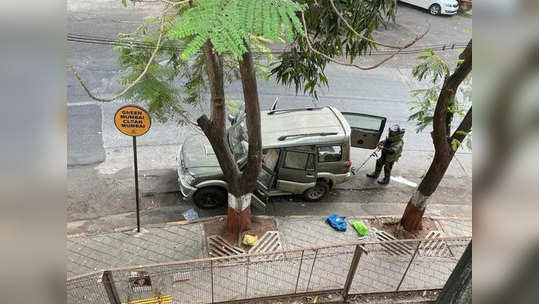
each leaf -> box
[225,98,244,114]
[451,139,461,151]
[168,0,307,59]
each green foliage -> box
[412,49,449,84]
[408,49,472,151]
[250,35,276,81]
[114,0,401,123]
[114,12,279,123]
[449,133,471,151]
[168,0,306,60]
[272,0,397,97]
[114,20,188,123]
[225,98,244,114]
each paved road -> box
[67,0,471,160]
[67,0,472,233]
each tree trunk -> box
[401,41,472,232]
[402,107,472,231]
[435,241,472,304]
[225,48,262,234]
[197,42,262,238]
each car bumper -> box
[178,175,197,198]
[177,144,197,198]
[442,7,458,14]
[332,172,352,184]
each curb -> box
[67,214,471,238]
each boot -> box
[377,175,390,184]
[367,159,383,178]
[366,171,380,178]
[377,162,393,185]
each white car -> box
[399,0,459,15]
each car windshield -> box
[227,116,248,163]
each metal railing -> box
[67,236,471,304]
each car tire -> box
[429,4,441,15]
[193,187,227,209]
[302,181,330,202]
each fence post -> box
[210,259,214,304]
[244,260,250,297]
[101,271,121,304]
[396,241,421,292]
[294,250,305,294]
[342,245,364,302]
[306,249,319,292]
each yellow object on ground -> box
[242,234,258,246]
[122,294,172,304]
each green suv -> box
[177,106,386,209]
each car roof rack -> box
[267,107,323,115]
[278,132,338,141]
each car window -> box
[228,116,248,162]
[284,151,309,170]
[341,113,383,131]
[318,145,342,163]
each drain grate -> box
[419,231,453,257]
[373,229,413,256]
[207,235,246,262]
[248,231,284,262]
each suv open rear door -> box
[341,112,387,149]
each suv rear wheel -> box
[302,181,329,201]
[193,187,227,209]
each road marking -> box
[390,176,418,188]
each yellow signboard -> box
[114,105,151,137]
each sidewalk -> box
[67,215,471,277]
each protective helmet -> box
[388,124,405,136]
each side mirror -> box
[228,114,236,124]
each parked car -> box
[177,106,387,209]
[399,0,459,15]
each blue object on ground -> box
[326,214,347,232]
[182,208,199,222]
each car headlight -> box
[183,172,197,186]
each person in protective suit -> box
[366,124,405,184]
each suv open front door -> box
[252,164,274,211]
[341,112,387,149]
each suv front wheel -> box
[302,181,330,202]
[193,187,227,209]
[429,4,441,15]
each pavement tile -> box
[67,215,471,300]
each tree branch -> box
[328,0,428,50]
[198,40,241,191]
[69,14,166,102]
[449,106,472,153]
[300,12,428,71]
[238,48,262,192]
[202,41,226,132]
[432,40,472,154]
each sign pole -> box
[114,105,151,233]
[133,136,141,233]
